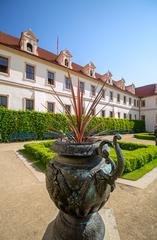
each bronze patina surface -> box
[43,135,124,240]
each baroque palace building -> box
[0,30,157,131]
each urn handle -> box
[112,134,125,180]
[98,134,125,180]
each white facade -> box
[0,30,156,131]
[140,96,157,132]
[0,47,139,115]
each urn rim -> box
[51,140,101,157]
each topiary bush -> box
[23,140,157,173]
[110,141,157,173]
[23,141,55,167]
[0,108,145,142]
[134,132,155,140]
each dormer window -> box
[27,43,33,52]
[56,50,73,69]
[65,59,69,67]
[82,62,96,78]
[20,29,38,55]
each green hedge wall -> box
[0,108,145,142]
[87,117,145,133]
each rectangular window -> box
[129,97,132,105]
[129,114,132,120]
[65,77,70,90]
[80,81,84,93]
[117,93,120,103]
[91,85,96,96]
[65,104,71,113]
[135,114,136,120]
[110,91,113,101]
[141,115,145,121]
[118,112,121,118]
[47,102,54,112]
[123,96,126,104]
[141,100,145,107]
[25,99,34,111]
[0,95,8,108]
[26,64,35,80]
[124,113,127,119]
[0,56,8,74]
[48,72,55,85]
[102,89,105,99]
[137,100,139,107]
[110,111,113,118]
[101,110,105,117]
[91,108,96,116]
[134,99,136,107]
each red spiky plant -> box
[51,71,109,143]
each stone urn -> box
[43,134,124,240]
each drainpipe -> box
[139,97,141,120]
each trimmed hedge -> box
[23,141,55,167]
[0,108,145,142]
[23,140,157,174]
[87,117,145,134]
[110,141,157,173]
[134,132,155,140]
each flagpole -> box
[57,35,59,55]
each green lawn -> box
[121,158,157,181]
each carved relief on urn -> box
[44,135,124,240]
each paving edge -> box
[101,208,121,240]
[16,151,45,182]
[16,151,157,189]
[116,167,157,189]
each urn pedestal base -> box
[42,211,105,240]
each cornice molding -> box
[0,79,139,111]
[0,43,139,97]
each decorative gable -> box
[115,78,125,90]
[20,29,38,55]
[56,50,73,69]
[126,84,135,94]
[82,62,96,78]
[101,71,112,83]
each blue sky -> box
[1,0,157,87]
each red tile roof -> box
[0,31,138,96]
[135,84,157,97]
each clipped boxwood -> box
[23,140,157,174]
[23,141,55,167]
[0,108,145,142]
[134,132,155,140]
[110,141,157,173]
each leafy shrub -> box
[134,132,155,140]
[24,141,55,167]
[110,141,157,173]
[0,108,145,142]
[119,141,148,150]
[23,140,157,174]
